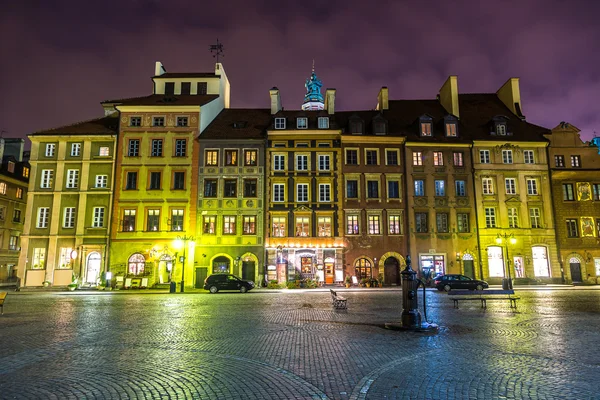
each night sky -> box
[2,0,599,143]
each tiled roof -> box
[29,116,119,136]
[102,94,219,107]
[201,108,272,140]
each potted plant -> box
[344,275,352,288]
[42,280,51,287]
[377,274,384,288]
[67,273,79,291]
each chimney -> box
[438,76,459,118]
[155,61,166,76]
[376,87,388,111]
[325,89,336,114]
[497,78,525,119]
[270,87,282,115]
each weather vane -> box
[209,39,224,63]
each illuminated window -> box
[554,155,565,167]
[205,150,218,166]
[434,180,445,196]
[16,187,23,199]
[123,209,136,232]
[453,152,463,166]
[388,215,402,235]
[99,147,110,156]
[243,216,256,235]
[368,215,380,234]
[223,216,236,234]
[347,215,359,235]
[455,180,466,197]
[420,122,432,136]
[482,178,494,195]
[225,150,238,166]
[244,150,257,166]
[22,167,29,178]
[128,253,145,275]
[412,152,423,166]
[317,217,331,237]
[32,248,46,269]
[571,155,581,167]
[433,152,443,166]
[414,180,425,196]
[446,123,457,137]
[170,209,183,231]
[203,216,216,234]
[0,182,6,195]
[295,217,310,237]
[272,216,286,237]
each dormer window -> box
[275,118,286,129]
[373,116,387,135]
[420,122,432,136]
[350,119,363,134]
[318,117,329,129]
[181,82,191,95]
[497,124,507,135]
[297,117,308,129]
[197,82,207,95]
[165,82,175,95]
[445,123,457,137]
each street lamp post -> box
[496,233,516,290]
[174,235,195,293]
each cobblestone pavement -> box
[1,288,600,399]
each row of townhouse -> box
[15,62,600,289]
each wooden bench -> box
[330,289,347,309]
[448,289,520,309]
[0,292,7,315]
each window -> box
[168,209,183,231]
[272,216,286,237]
[347,215,359,235]
[0,183,6,195]
[243,216,256,235]
[433,152,444,166]
[524,150,535,164]
[9,236,17,251]
[149,172,161,190]
[455,180,466,197]
[368,215,380,234]
[23,167,29,178]
[244,150,257,166]
[45,144,55,157]
[126,172,137,190]
[414,180,425,196]
[563,184,575,201]
[593,184,600,201]
[128,139,140,157]
[63,207,76,228]
[40,169,53,189]
[346,149,358,165]
[181,82,191,95]
[174,139,187,157]
[318,155,330,171]
[446,123,457,137]
[273,142,286,148]
[203,216,216,234]
[297,184,308,202]
[146,209,160,232]
[508,208,519,228]
[350,120,363,134]
[482,178,494,195]
[453,152,464,167]
[484,208,496,228]
[99,146,110,156]
[197,82,207,95]
[123,209,136,231]
[130,117,141,127]
[480,150,490,164]
[176,116,188,127]
[244,179,257,197]
[225,150,238,166]
[496,124,507,135]
[434,180,445,196]
[319,184,331,202]
[152,116,165,127]
[505,178,516,195]
[318,117,329,129]
[527,178,538,195]
[165,82,175,95]
[566,219,578,237]
[346,180,358,198]
[530,208,541,228]
[223,216,236,234]
[502,150,513,164]
[273,184,285,202]
[365,150,378,165]
[389,215,402,235]
[204,179,217,197]
[151,139,163,157]
[297,117,307,129]
[296,155,308,171]
[367,181,379,198]
[295,217,310,237]
[554,155,565,167]
[93,207,105,228]
[223,179,237,197]
[205,150,218,166]
[66,169,79,189]
[71,143,81,157]
[16,187,23,199]
[415,213,428,233]
[457,213,469,233]
[95,175,108,188]
[128,253,146,275]
[275,118,286,129]
[386,150,398,166]
[273,155,285,171]
[172,172,185,190]
[571,155,581,167]
[388,181,400,199]
[436,213,449,233]
[7,161,14,173]
[32,248,46,269]
[13,209,21,223]
[420,122,432,136]
[317,217,332,237]
[412,152,423,166]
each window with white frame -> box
[524,150,535,164]
[176,116,188,127]
[152,116,165,126]
[243,216,256,235]
[297,117,307,129]
[412,151,423,166]
[505,178,516,195]
[480,150,490,164]
[318,155,330,171]
[368,215,380,234]
[496,124,507,135]
[151,139,163,157]
[272,216,286,237]
[128,139,140,157]
[502,150,513,164]
[63,207,76,228]
[95,175,108,188]
[275,118,286,129]
[58,248,73,269]
[71,143,81,157]
[317,217,332,237]
[273,154,285,171]
[296,184,308,202]
[66,169,79,189]
[99,147,110,156]
[9,235,17,251]
[37,207,50,228]
[203,216,216,234]
[530,208,541,228]
[562,183,574,201]
[40,169,53,188]
[319,184,331,202]
[318,117,329,129]
[130,116,141,127]
[365,150,378,165]
[296,154,308,171]
[174,139,187,157]
[45,144,55,157]
[389,215,402,235]
[32,248,46,269]
[482,178,494,195]
[554,155,565,167]
[484,207,496,228]
[273,184,285,202]
[527,178,538,195]
[92,207,105,228]
[457,213,469,233]
[508,208,519,228]
[295,217,310,237]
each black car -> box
[204,274,255,293]
[434,274,489,292]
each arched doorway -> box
[85,252,101,284]
[158,254,173,284]
[128,253,146,275]
[462,253,474,279]
[384,257,400,285]
[569,256,582,283]
[212,256,230,274]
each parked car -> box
[204,274,255,293]
[434,274,489,292]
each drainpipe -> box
[470,145,484,280]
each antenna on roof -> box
[209,39,225,63]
